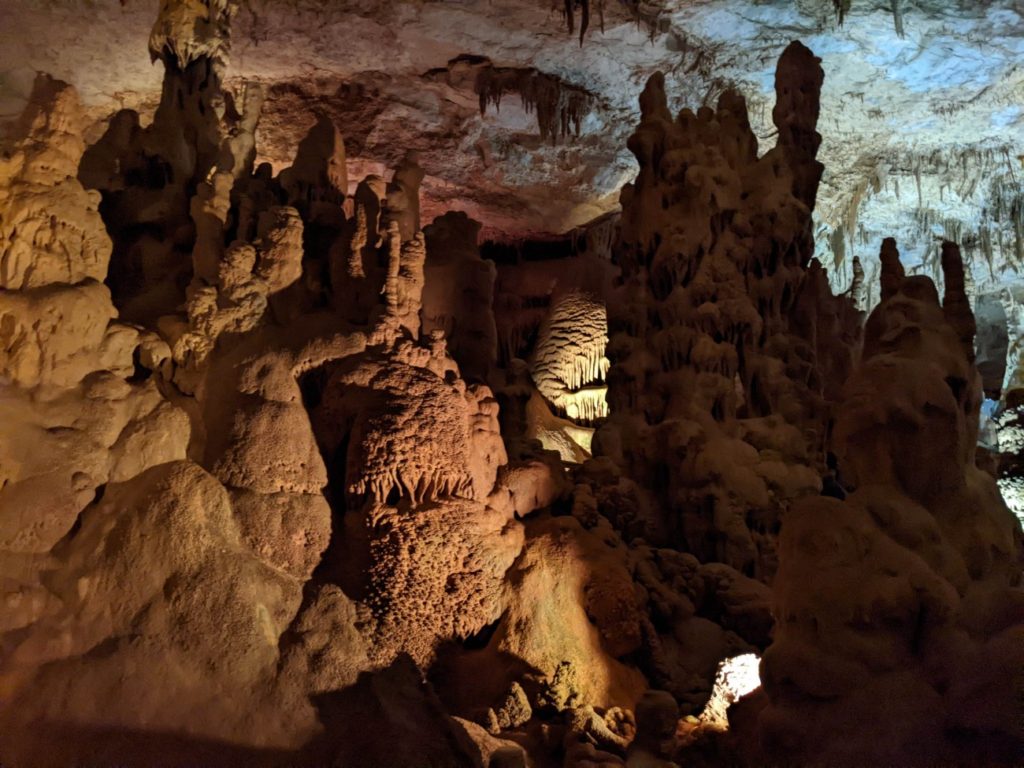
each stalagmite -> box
[849,254,865,309]
[941,241,976,363]
[385,152,425,243]
[760,240,1024,767]
[879,236,905,301]
[279,113,348,219]
[421,212,498,380]
[0,78,110,291]
[597,41,854,579]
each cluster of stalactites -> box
[531,292,610,421]
[558,0,601,45]
[824,149,1021,304]
[475,66,595,142]
[555,0,653,45]
[149,0,238,69]
[349,465,475,507]
[830,0,905,36]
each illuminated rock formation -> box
[0,462,308,758]
[485,231,619,463]
[385,152,425,243]
[0,72,299,760]
[531,291,610,422]
[597,41,859,578]
[0,6,533,761]
[0,78,110,291]
[0,76,188,559]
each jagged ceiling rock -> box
[1,0,1020,246]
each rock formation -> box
[596,42,859,580]
[475,62,596,143]
[421,211,498,382]
[759,239,1024,766]
[0,74,188,557]
[0,3,1021,767]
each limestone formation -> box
[0,3,1021,768]
[0,7,538,761]
[596,42,857,579]
[531,291,610,422]
[0,77,110,290]
[279,113,347,227]
[0,76,189,567]
[474,62,596,142]
[421,211,498,381]
[384,152,425,243]
[759,240,1024,766]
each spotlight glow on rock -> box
[699,653,762,729]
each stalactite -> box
[981,225,995,280]
[1014,194,1024,268]
[475,64,595,142]
[844,179,867,260]
[871,163,887,194]
[892,0,905,37]
[830,225,846,271]
[832,0,851,25]
[557,0,604,45]
[149,0,238,70]
[554,0,670,45]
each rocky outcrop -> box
[0,76,189,562]
[596,42,858,578]
[759,240,1024,766]
[0,6,543,762]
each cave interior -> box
[0,1,1022,767]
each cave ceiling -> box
[1,0,1022,279]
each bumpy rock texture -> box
[760,240,1024,766]
[597,42,858,580]
[0,2,1021,768]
